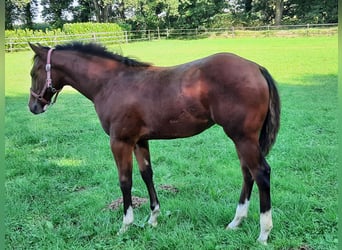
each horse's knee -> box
[253,158,271,185]
[256,166,270,188]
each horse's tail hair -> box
[259,66,281,156]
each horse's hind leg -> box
[134,140,160,227]
[229,137,273,244]
[227,163,254,229]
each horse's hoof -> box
[148,220,158,227]
[226,223,238,230]
[117,224,129,235]
[148,206,160,227]
[257,237,268,245]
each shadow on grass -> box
[282,73,337,86]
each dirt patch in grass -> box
[106,184,178,210]
[295,245,314,250]
[107,196,148,210]
[158,184,179,193]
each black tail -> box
[259,66,281,156]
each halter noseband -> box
[30,48,61,106]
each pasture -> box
[5,36,337,249]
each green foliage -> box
[282,0,338,24]
[5,23,125,52]
[223,0,338,26]
[5,28,64,52]
[41,0,74,29]
[63,22,125,45]
[209,13,263,28]
[175,0,227,29]
[63,22,123,34]
[124,0,180,30]
[5,0,338,31]
[5,36,338,249]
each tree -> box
[274,0,283,25]
[92,0,113,22]
[176,0,227,29]
[24,1,34,29]
[5,0,338,31]
[244,0,252,13]
[72,0,95,22]
[5,0,16,29]
[5,0,36,29]
[41,0,74,28]
[285,0,337,24]
[123,0,179,30]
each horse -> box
[28,42,280,244]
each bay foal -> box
[28,42,280,244]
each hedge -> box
[5,23,125,52]
[63,22,123,34]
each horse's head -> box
[28,43,62,114]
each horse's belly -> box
[147,112,214,139]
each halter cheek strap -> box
[30,48,61,106]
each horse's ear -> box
[28,42,39,53]
[28,42,47,57]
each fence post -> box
[231,26,235,37]
[306,24,310,36]
[10,40,13,53]
[166,28,169,39]
[125,31,128,43]
[93,33,96,42]
[157,27,160,39]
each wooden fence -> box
[5,23,338,52]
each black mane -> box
[54,42,151,67]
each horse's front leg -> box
[111,139,135,234]
[134,140,160,227]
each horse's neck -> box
[55,52,120,101]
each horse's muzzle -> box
[29,100,46,115]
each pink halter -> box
[30,48,60,106]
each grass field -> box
[5,36,338,249]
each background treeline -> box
[5,0,338,31]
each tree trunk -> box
[93,0,101,22]
[245,0,252,13]
[103,4,110,22]
[274,0,284,25]
[24,2,33,29]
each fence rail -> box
[5,23,338,52]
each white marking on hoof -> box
[257,209,273,244]
[118,223,129,235]
[227,199,250,229]
[117,206,134,235]
[148,204,160,227]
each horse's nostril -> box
[29,103,39,114]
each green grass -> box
[5,36,338,249]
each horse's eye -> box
[30,70,36,78]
